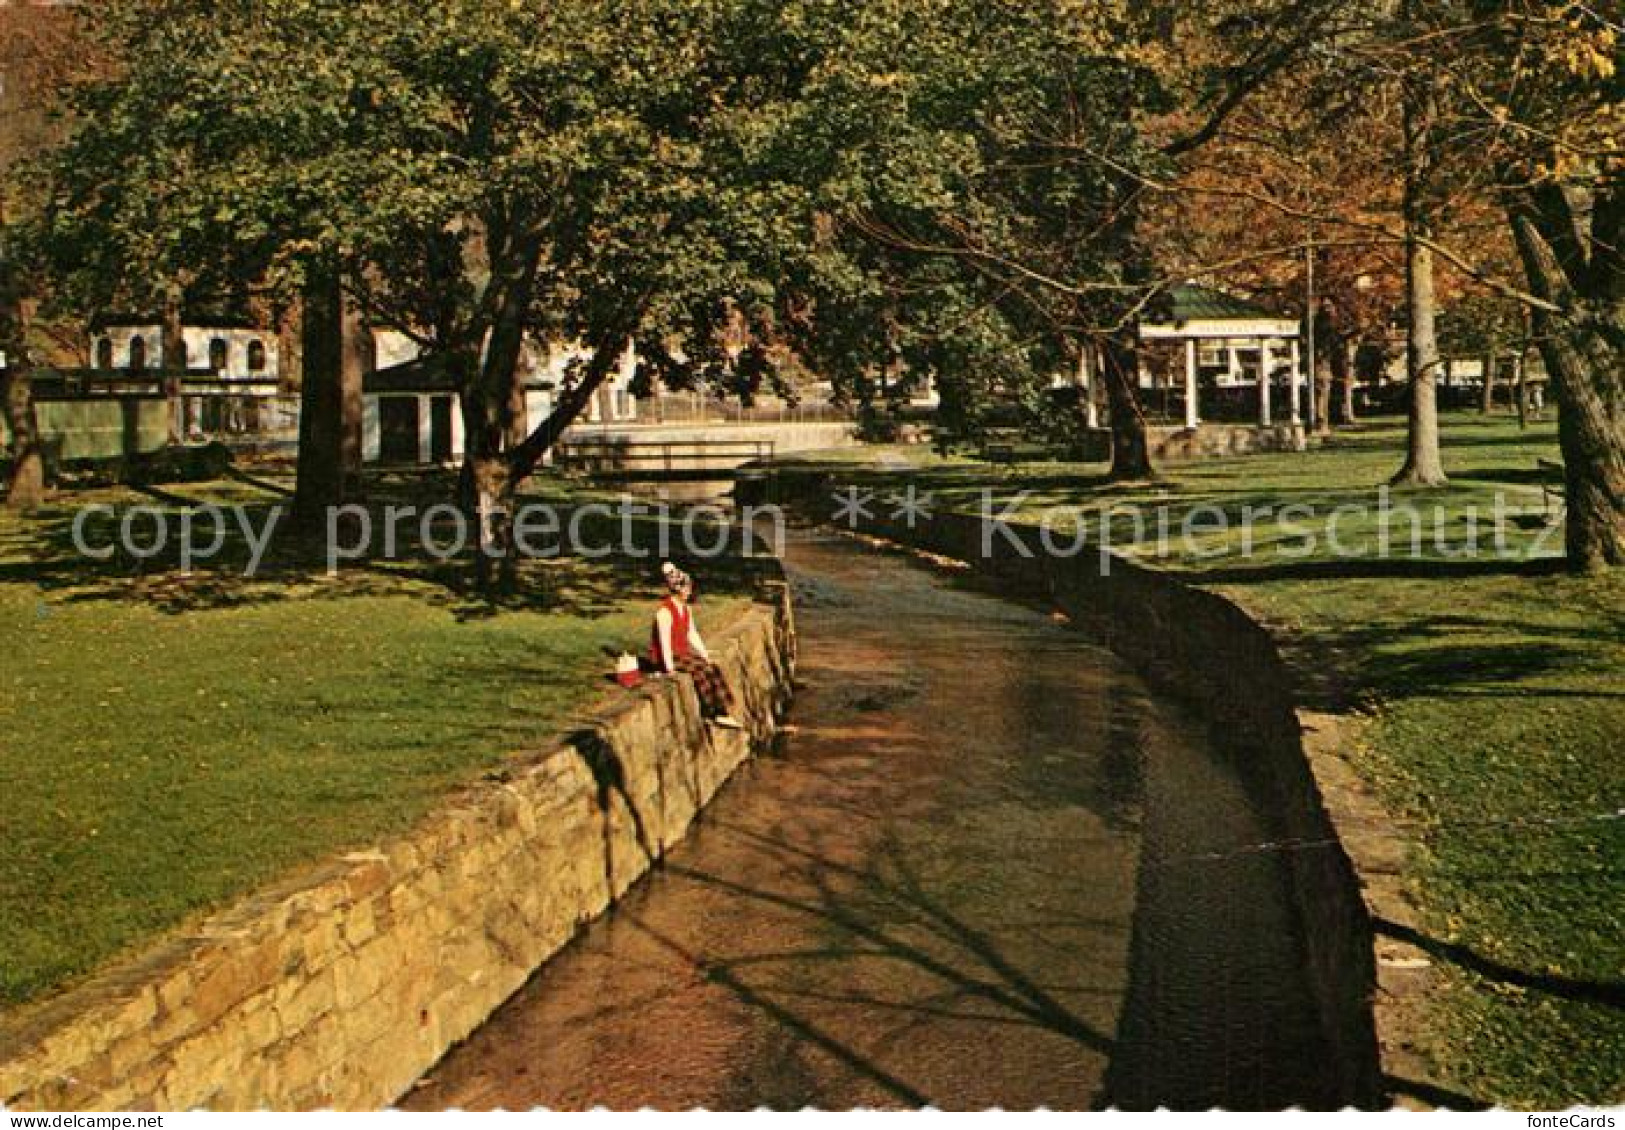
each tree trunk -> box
[1391,231,1448,485]
[1480,352,1497,414]
[1100,334,1154,480]
[1313,368,1333,435]
[1312,311,1335,437]
[506,369,529,450]
[1309,303,1334,435]
[340,294,370,495]
[1,364,44,511]
[458,226,547,592]
[1514,309,1534,430]
[1334,338,1357,425]
[0,264,43,510]
[1391,11,1448,487]
[292,259,349,531]
[1509,192,1625,570]
[458,359,512,592]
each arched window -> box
[127,335,147,372]
[209,338,229,373]
[246,339,266,372]
[95,337,113,370]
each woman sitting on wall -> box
[650,562,742,730]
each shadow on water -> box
[1098,680,1344,1111]
[842,533,1364,1108]
[644,822,1121,1109]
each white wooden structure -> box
[1138,285,1307,430]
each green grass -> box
[792,413,1625,1108]
[1250,569,1624,1108]
[0,473,751,1007]
[799,415,1570,571]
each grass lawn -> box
[790,413,1625,1108]
[0,471,752,1008]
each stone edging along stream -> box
[760,472,1387,1108]
[0,583,797,1112]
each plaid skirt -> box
[674,654,736,718]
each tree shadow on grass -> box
[1241,566,1623,715]
[1324,417,1556,452]
[1382,1074,1490,1111]
[1374,917,1625,1011]
[223,465,295,497]
[1330,638,1591,705]
[2,486,769,620]
[1430,430,1561,450]
[1181,554,1564,588]
[1452,467,1556,488]
[1275,616,1608,714]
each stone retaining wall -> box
[1041,423,1309,465]
[1147,421,1308,461]
[0,588,796,1111]
[763,471,1382,1107]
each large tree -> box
[42,0,1183,550]
[772,0,1171,478]
[40,0,807,557]
[1469,2,1623,568]
[1,0,82,510]
[1140,0,1622,566]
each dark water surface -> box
[405,530,1340,1110]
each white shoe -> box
[712,714,744,730]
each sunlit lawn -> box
[0,471,751,1007]
[791,413,1625,1108]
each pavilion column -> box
[1258,338,1273,426]
[1184,339,1199,429]
[1289,338,1302,425]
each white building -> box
[362,332,639,465]
[536,339,640,426]
[90,319,279,382]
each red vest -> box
[649,596,692,668]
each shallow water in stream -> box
[405,529,1341,1110]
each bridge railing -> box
[634,396,851,425]
[554,437,777,480]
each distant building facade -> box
[90,318,279,383]
[362,332,639,465]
